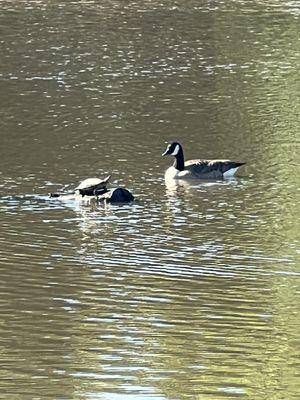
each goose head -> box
[162,142,182,157]
[162,142,185,171]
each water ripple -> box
[0,1,299,399]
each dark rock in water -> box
[99,187,134,203]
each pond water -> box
[0,1,299,399]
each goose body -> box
[163,142,245,180]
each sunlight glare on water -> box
[0,0,299,399]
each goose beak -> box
[162,146,170,156]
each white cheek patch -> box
[171,144,180,156]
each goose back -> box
[185,159,245,179]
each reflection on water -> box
[0,0,299,399]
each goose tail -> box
[223,162,246,178]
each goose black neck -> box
[173,147,185,171]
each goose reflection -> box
[165,176,240,199]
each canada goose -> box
[162,142,245,180]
